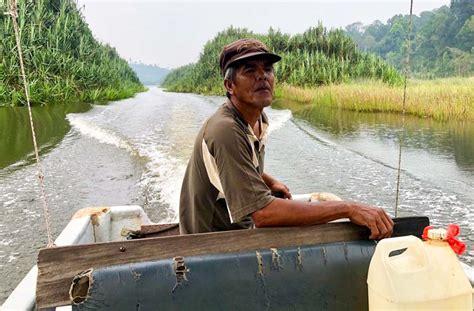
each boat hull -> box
[71,241,376,311]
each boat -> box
[2,193,473,310]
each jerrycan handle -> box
[377,235,429,274]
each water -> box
[0,87,472,303]
[0,102,91,169]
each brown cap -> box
[219,38,281,76]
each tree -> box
[456,16,474,51]
[344,2,474,77]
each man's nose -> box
[255,67,268,80]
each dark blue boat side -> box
[72,241,376,310]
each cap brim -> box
[225,52,281,72]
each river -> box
[0,87,473,303]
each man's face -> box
[227,57,275,109]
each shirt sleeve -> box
[207,121,274,223]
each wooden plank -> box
[140,223,179,234]
[140,223,179,237]
[36,217,428,308]
[125,223,180,239]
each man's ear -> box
[224,79,234,96]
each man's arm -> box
[262,172,292,199]
[252,198,394,240]
[261,172,277,187]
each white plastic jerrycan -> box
[367,228,472,310]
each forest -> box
[345,0,474,78]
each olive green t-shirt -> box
[179,101,275,234]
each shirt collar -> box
[225,100,269,141]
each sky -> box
[76,0,450,69]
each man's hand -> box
[347,203,394,240]
[270,181,292,199]
[262,172,292,199]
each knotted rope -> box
[7,0,55,247]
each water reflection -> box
[273,99,474,172]
[0,102,91,169]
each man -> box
[179,38,393,239]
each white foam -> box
[0,239,12,246]
[267,109,292,134]
[2,199,15,208]
[67,110,184,222]
[135,136,185,223]
[67,114,136,155]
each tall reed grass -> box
[0,0,144,106]
[163,26,402,94]
[276,77,474,121]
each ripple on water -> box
[0,239,12,246]
[0,88,472,304]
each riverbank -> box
[1,0,144,107]
[275,77,474,121]
[1,81,146,107]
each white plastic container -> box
[367,233,472,310]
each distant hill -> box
[345,0,474,78]
[129,63,170,86]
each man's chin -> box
[258,95,273,108]
[244,95,273,109]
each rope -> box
[7,0,55,247]
[395,0,414,217]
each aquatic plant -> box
[0,0,144,106]
[277,77,474,121]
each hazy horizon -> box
[77,0,449,69]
